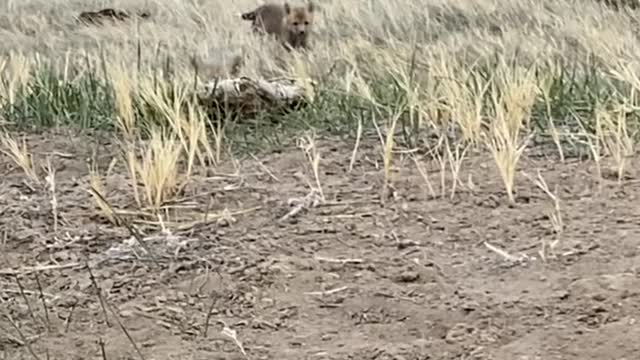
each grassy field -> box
[2,0,640,359]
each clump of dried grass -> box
[134,128,184,211]
[595,104,636,183]
[0,132,40,184]
[0,52,32,111]
[482,62,539,205]
[101,65,220,214]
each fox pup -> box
[241,2,315,50]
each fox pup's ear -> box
[307,1,314,12]
[284,2,291,14]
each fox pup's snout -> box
[291,20,310,35]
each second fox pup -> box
[241,2,315,50]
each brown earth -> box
[1,128,640,360]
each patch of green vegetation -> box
[1,65,115,130]
[1,55,639,159]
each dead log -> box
[194,76,315,121]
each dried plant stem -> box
[412,155,436,198]
[99,338,108,360]
[444,136,470,200]
[14,276,36,321]
[105,301,146,360]
[33,273,50,332]
[86,262,111,327]
[349,116,363,173]
[1,310,42,360]
[43,157,58,234]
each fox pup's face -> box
[283,2,314,36]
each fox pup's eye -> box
[304,21,309,25]
[293,22,299,26]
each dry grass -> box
[0,53,32,110]
[524,169,563,261]
[482,62,538,204]
[104,61,221,214]
[88,162,118,225]
[133,128,184,211]
[1,0,639,78]
[137,78,215,175]
[109,62,137,141]
[298,131,326,202]
[1,0,640,212]
[3,4,640,358]
[0,132,40,184]
[43,157,59,234]
[595,103,636,183]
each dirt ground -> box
[1,128,640,360]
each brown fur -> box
[241,2,315,51]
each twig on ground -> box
[1,231,8,269]
[484,241,528,263]
[105,301,146,360]
[64,298,78,333]
[349,116,363,173]
[251,153,279,182]
[98,338,108,360]
[1,288,55,298]
[314,256,363,264]
[298,132,326,202]
[88,186,160,266]
[0,262,82,276]
[85,257,145,359]
[33,273,50,332]
[14,276,36,321]
[304,286,349,296]
[177,206,261,232]
[411,155,436,199]
[43,157,58,234]
[219,321,248,359]
[0,322,24,346]
[86,262,111,327]
[280,189,322,222]
[1,310,41,360]
[203,295,217,338]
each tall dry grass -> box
[1,0,639,79]
[1,0,640,212]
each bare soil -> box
[2,129,640,360]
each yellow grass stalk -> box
[108,64,142,206]
[595,103,636,184]
[483,63,538,205]
[138,79,214,177]
[135,128,183,211]
[0,132,39,184]
[435,58,488,145]
[0,52,32,109]
[88,163,117,225]
[109,63,137,142]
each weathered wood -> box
[194,77,314,119]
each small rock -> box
[397,239,418,250]
[396,271,420,283]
